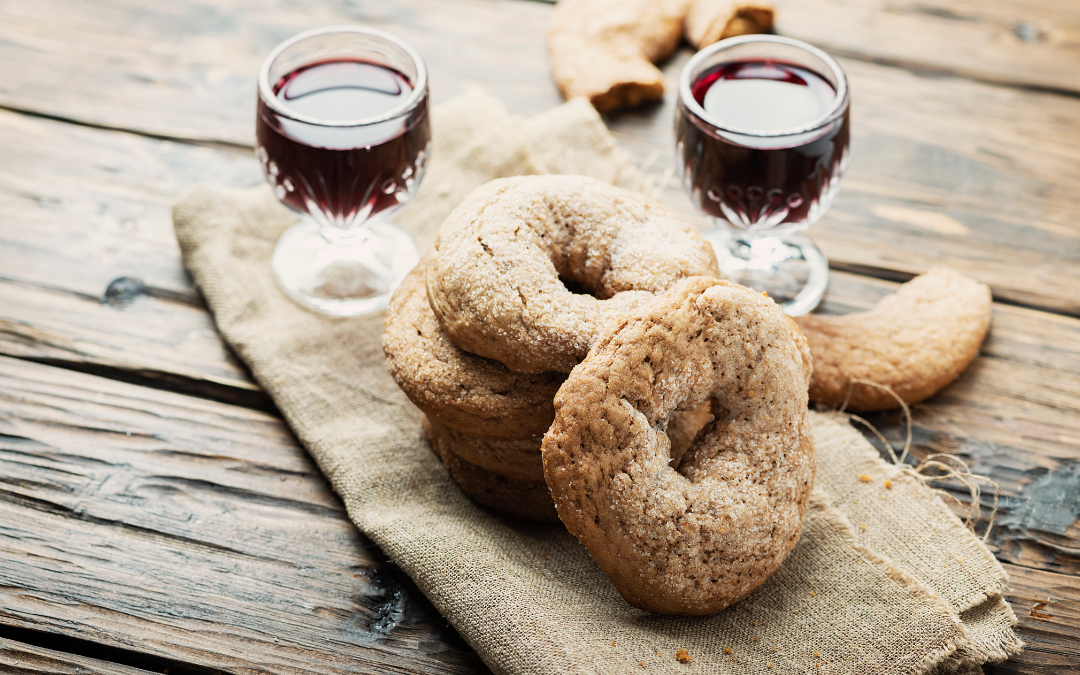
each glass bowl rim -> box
[678,35,849,138]
[258,25,428,128]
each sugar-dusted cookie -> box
[383,262,565,440]
[794,267,992,412]
[543,277,815,614]
[548,0,689,113]
[425,405,717,484]
[427,175,718,374]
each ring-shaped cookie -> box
[427,175,719,374]
[426,404,717,484]
[384,262,565,440]
[542,277,815,615]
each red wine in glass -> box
[256,26,429,316]
[676,60,849,231]
[675,36,850,315]
[256,59,431,232]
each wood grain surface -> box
[0,355,487,675]
[0,0,1077,672]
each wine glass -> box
[675,35,850,315]
[256,26,430,316]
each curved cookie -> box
[548,0,689,113]
[423,416,559,523]
[384,262,565,440]
[543,277,815,615]
[684,0,774,49]
[794,267,992,412]
[427,175,719,374]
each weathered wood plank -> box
[993,564,1080,674]
[0,355,487,675]
[773,0,1080,95]
[1,0,1076,149]
[0,107,265,406]
[0,637,158,675]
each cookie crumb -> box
[810,590,816,597]
[767,662,773,669]
[724,647,733,654]
[772,646,777,651]
[677,648,691,663]
[884,479,892,489]
[815,651,821,657]
[658,653,663,658]
[958,556,964,562]
[611,641,616,646]
[861,522,867,531]
[858,474,872,482]
[754,636,760,642]
[751,621,758,627]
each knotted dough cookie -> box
[383,262,565,440]
[794,267,992,412]
[543,277,815,615]
[427,175,719,374]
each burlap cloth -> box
[173,91,1022,675]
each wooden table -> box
[1,0,1078,673]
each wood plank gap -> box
[0,626,219,675]
[4,354,274,414]
[0,103,253,154]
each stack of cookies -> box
[383,262,566,521]
[383,175,720,522]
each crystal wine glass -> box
[675,35,850,315]
[256,26,430,316]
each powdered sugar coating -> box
[427,175,719,374]
[542,277,815,615]
[383,261,565,440]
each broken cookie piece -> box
[685,0,774,49]
[548,0,689,113]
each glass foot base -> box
[272,219,420,316]
[705,231,828,316]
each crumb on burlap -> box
[724,647,733,654]
[754,636,760,642]
[810,590,816,597]
[815,651,821,657]
[885,479,892,489]
[861,522,867,531]
[858,474,873,482]
[677,648,691,663]
[611,640,616,646]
